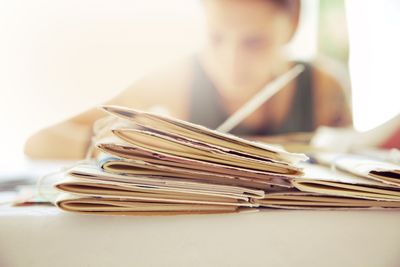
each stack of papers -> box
[256,161,400,209]
[54,106,306,215]
[53,106,400,214]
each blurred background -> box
[0,0,399,160]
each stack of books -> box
[54,106,400,215]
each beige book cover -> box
[54,162,262,214]
[112,128,299,174]
[55,176,258,207]
[99,156,286,190]
[68,163,266,198]
[254,191,400,210]
[56,193,246,215]
[313,152,400,186]
[292,163,400,201]
[98,143,294,189]
[102,105,307,164]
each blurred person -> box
[25,0,352,159]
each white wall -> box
[0,0,205,158]
[0,0,317,159]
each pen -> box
[216,64,305,133]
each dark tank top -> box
[189,57,315,136]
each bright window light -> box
[346,0,400,132]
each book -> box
[253,191,400,209]
[312,152,400,186]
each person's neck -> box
[199,56,292,106]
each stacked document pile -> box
[53,106,400,215]
[54,105,307,215]
[256,156,400,209]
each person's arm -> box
[24,60,191,160]
[24,107,109,160]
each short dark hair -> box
[268,0,300,18]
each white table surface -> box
[1,206,400,267]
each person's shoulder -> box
[112,56,195,118]
[308,58,350,93]
[306,58,353,127]
[134,56,194,92]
